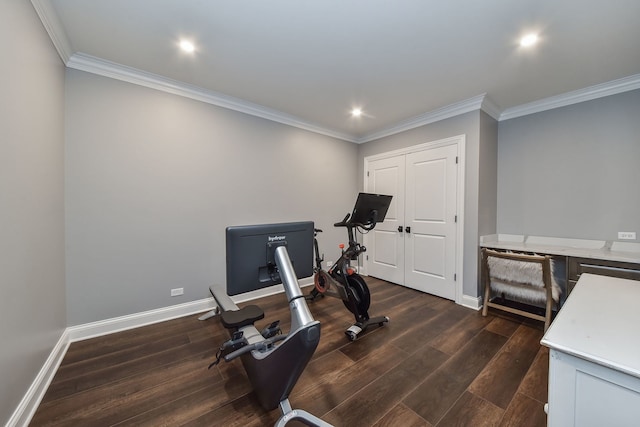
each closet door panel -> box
[405,144,457,299]
[365,155,404,284]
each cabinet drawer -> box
[568,257,640,282]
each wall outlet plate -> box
[171,287,184,297]
[618,231,636,240]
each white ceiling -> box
[35,0,640,142]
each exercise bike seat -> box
[221,305,264,329]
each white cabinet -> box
[541,274,640,426]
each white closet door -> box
[365,155,405,284]
[404,144,458,299]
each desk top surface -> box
[541,273,640,378]
[480,234,640,264]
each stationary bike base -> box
[306,272,390,340]
[276,399,333,427]
[345,315,390,341]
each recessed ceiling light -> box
[520,33,538,47]
[179,40,195,53]
[351,108,363,117]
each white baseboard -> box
[8,298,218,426]
[460,294,482,311]
[6,330,70,427]
[8,276,315,426]
[69,277,313,342]
[227,277,314,306]
[67,297,217,342]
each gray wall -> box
[65,69,358,325]
[478,111,498,238]
[0,2,66,424]
[357,111,498,298]
[497,89,640,241]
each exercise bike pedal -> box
[305,287,325,302]
[261,320,281,339]
[208,330,248,368]
[305,293,322,301]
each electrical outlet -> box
[618,231,636,240]
[170,287,184,297]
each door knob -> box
[398,226,403,233]
[405,226,411,233]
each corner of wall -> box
[5,330,70,427]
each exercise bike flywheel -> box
[343,274,371,315]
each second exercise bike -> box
[307,192,392,341]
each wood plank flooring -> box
[31,278,549,426]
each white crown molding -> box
[69,49,498,144]
[66,49,502,144]
[480,96,502,121]
[357,94,491,143]
[66,53,358,143]
[62,51,640,141]
[30,0,640,141]
[500,73,640,121]
[67,49,504,144]
[31,0,73,63]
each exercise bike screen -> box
[351,192,393,225]
[225,221,314,296]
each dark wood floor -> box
[31,278,549,426]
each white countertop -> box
[480,234,640,264]
[541,273,640,379]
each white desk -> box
[480,234,640,264]
[541,273,640,427]
[480,234,640,295]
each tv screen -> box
[225,221,314,296]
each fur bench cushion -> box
[487,256,561,303]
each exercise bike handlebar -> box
[333,212,379,231]
[333,213,351,228]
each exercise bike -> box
[205,221,333,427]
[306,193,392,341]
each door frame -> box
[362,134,466,305]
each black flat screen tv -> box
[225,221,314,296]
